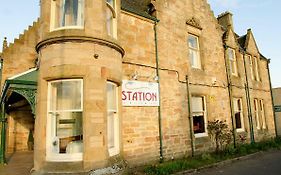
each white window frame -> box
[50,0,84,31]
[233,98,244,132]
[253,56,260,81]
[254,99,260,130]
[228,48,238,76]
[260,99,266,129]
[188,34,201,69]
[46,79,83,162]
[191,96,208,138]
[106,0,117,38]
[248,55,255,80]
[107,81,120,156]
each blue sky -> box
[0,0,280,87]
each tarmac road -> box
[188,150,281,175]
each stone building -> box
[273,88,281,136]
[0,0,276,174]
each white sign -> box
[122,80,159,106]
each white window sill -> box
[109,147,120,157]
[194,132,208,138]
[236,128,245,133]
[50,26,84,32]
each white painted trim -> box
[8,68,37,80]
[107,82,120,157]
[46,79,83,162]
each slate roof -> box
[238,34,246,49]
[121,0,157,21]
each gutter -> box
[154,20,163,162]
[267,59,278,137]
[224,45,236,147]
[186,76,194,157]
[242,53,255,143]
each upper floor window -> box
[253,56,260,81]
[227,48,238,76]
[233,98,244,132]
[248,55,255,80]
[191,96,207,137]
[106,0,117,38]
[51,0,84,31]
[188,34,201,69]
[255,99,266,130]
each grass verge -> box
[139,137,281,175]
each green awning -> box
[1,68,38,114]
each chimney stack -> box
[217,11,234,31]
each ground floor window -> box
[255,99,266,130]
[107,82,120,156]
[191,96,207,137]
[47,79,83,161]
[233,98,244,132]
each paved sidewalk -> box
[0,151,34,175]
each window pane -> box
[52,0,83,29]
[107,83,117,111]
[106,0,115,8]
[107,112,115,149]
[193,114,205,134]
[50,80,82,111]
[56,111,83,154]
[235,112,242,129]
[228,49,234,60]
[192,97,204,112]
[188,35,198,49]
[106,6,114,36]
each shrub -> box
[207,120,232,153]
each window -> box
[47,79,83,161]
[188,35,201,69]
[254,99,266,130]
[233,98,244,132]
[107,82,119,156]
[228,48,238,76]
[253,56,260,81]
[106,0,117,38]
[254,99,260,129]
[191,96,207,137]
[51,0,84,30]
[248,55,255,80]
[259,100,266,129]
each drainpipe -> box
[0,104,6,164]
[266,59,278,137]
[154,20,163,162]
[224,45,236,147]
[242,53,255,143]
[186,76,194,157]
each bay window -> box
[106,0,117,38]
[47,79,83,161]
[51,0,84,30]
